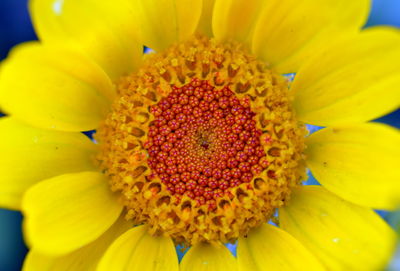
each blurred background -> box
[0,0,399,270]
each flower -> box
[0,0,399,270]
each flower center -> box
[144,79,269,209]
[96,35,306,246]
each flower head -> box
[0,0,399,270]
[95,36,306,246]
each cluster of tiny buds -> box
[144,78,269,210]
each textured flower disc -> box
[96,36,307,246]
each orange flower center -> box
[95,35,306,246]
[144,79,269,210]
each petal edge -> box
[22,171,123,255]
[280,186,397,270]
[305,123,400,210]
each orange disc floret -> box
[95,35,307,246]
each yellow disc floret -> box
[95,35,306,246]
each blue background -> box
[0,0,399,270]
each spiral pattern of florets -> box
[144,79,269,211]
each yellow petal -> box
[29,0,143,80]
[305,123,400,210]
[237,224,325,271]
[23,216,132,271]
[292,27,400,126]
[212,0,264,45]
[252,0,370,73]
[280,186,397,270]
[22,171,123,256]
[197,0,215,37]
[0,117,97,210]
[181,243,237,271]
[129,0,202,51]
[0,42,114,131]
[97,226,179,271]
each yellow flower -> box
[0,0,399,270]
